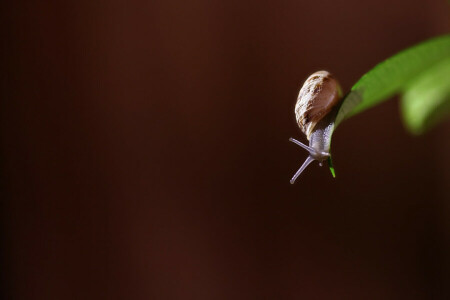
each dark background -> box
[1,0,450,299]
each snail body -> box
[290,71,343,184]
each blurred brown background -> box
[1,0,450,299]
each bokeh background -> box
[1,0,450,299]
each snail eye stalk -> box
[289,138,318,155]
[290,156,315,184]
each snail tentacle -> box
[288,138,318,155]
[290,156,315,184]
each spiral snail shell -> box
[289,71,343,184]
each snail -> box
[289,71,343,184]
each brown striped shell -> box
[295,71,343,140]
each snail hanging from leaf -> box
[289,71,343,184]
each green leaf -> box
[335,34,450,127]
[401,57,450,134]
[327,156,336,178]
[303,35,450,178]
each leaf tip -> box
[327,156,336,178]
